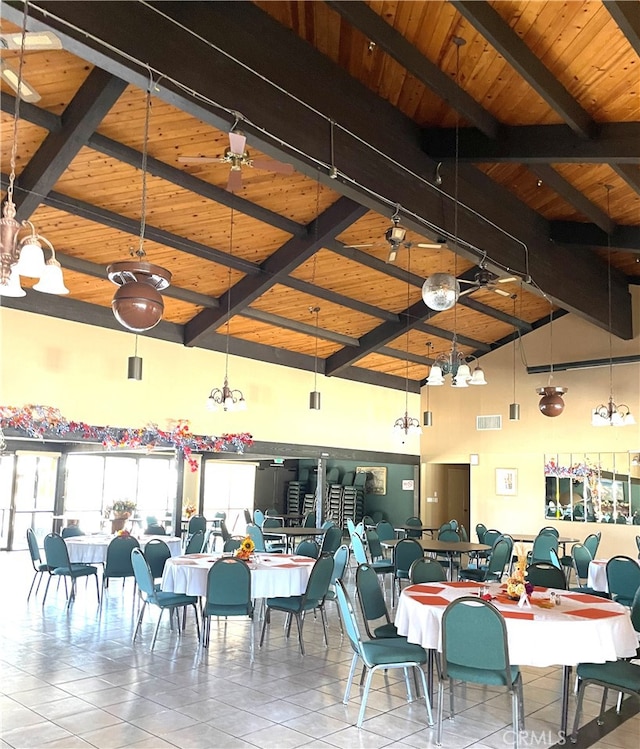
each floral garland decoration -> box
[544,458,598,480]
[0,405,253,472]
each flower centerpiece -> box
[505,545,534,600]
[116,529,131,538]
[106,499,137,518]
[184,502,197,519]
[234,536,255,560]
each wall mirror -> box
[544,452,640,524]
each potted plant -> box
[105,500,137,533]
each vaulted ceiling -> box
[1,1,638,394]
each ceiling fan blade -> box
[227,168,243,193]
[492,287,512,297]
[178,156,219,163]
[497,276,518,284]
[457,287,475,297]
[228,131,247,155]
[0,30,62,50]
[0,61,40,102]
[386,247,398,264]
[458,279,477,286]
[415,242,445,249]
[343,243,376,248]
[251,158,294,174]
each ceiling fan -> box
[345,213,447,263]
[178,131,294,192]
[0,29,62,103]
[458,266,517,298]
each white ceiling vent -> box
[476,415,502,431]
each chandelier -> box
[206,207,246,412]
[393,411,421,438]
[425,336,487,388]
[0,5,68,298]
[590,185,634,428]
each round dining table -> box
[587,557,640,593]
[395,580,637,736]
[382,537,491,580]
[161,552,316,599]
[65,534,182,564]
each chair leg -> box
[95,574,100,604]
[191,603,200,639]
[414,665,434,726]
[27,572,39,601]
[598,687,609,724]
[571,679,586,742]
[436,680,445,746]
[259,606,270,647]
[357,665,376,727]
[448,677,455,719]
[319,605,329,647]
[344,652,359,705]
[150,608,165,650]
[42,574,53,606]
[133,601,147,642]
[294,612,305,655]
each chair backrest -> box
[321,519,336,530]
[458,524,468,542]
[606,555,640,604]
[187,515,207,535]
[253,508,265,526]
[405,516,422,538]
[437,529,460,542]
[631,586,640,633]
[548,547,562,570]
[144,539,171,579]
[26,528,42,567]
[223,537,242,553]
[243,508,252,525]
[131,547,157,601]
[441,597,515,687]
[482,529,502,548]
[362,515,374,527]
[637,535,640,557]
[331,545,349,586]
[346,517,356,536]
[530,532,558,563]
[375,521,395,542]
[393,538,424,576]
[303,554,334,606]
[44,533,71,570]
[409,557,447,584]
[321,525,343,555]
[105,535,140,577]
[475,523,488,543]
[218,519,231,543]
[356,563,391,637]
[205,557,252,616]
[448,519,459,531]
[538,526,560,538]
[295,539,320,558]
[144,523,166,535]
[304,512,317,528]
[335,579,363,657]
[184,529,205,554]
[354,521,365,539]
[61,526,84,538]
[486,539,512,579]
[265,508,279,517]
[350,531,368,565]
[583,532,601,558]
[263,516,284,529]
[526,562,567,589]
[438,522,452,534]
[365,529,385,560]
[571,543,592,584]
[246,523,266,552]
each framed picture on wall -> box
[496,468,518,496]
[356,466,387,495]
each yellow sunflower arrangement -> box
[235,535,255,560]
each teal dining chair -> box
[606,555,640,607]
[356,562,402,639]
[102,535,140,596]
[409,557,447,584]
[42,533,100,609]
[131,548,200,651]
[393,538,424,604]
[144,538,172,588]
[26,528,53,600]
[335,580,433,729]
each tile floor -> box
[1,550,638,749]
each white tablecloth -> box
[65,535,182,564]
[161,552,316,599]
[395,581,637,668]
[588,558,640,593]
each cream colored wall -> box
[420,287,640,560]
[0,306,421,456]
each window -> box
[203,461,256,535]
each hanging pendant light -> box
[422,37,465,312]
[309,305,322,410]
[591,186,635,427]
[127,335,143,381]
[207,207,246,412]
[536,304,567,417]
[509,295,520,421]
[107,73,171,332]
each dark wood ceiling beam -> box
[377,346,433,366]
[0,94,61,132]
[528,165,614,233]
[240,309,359,347]
[185,198,368,346]
[611,164,640,196]
[324,0,498,139]
[9,1,632,338]
[550,221,640,253]
[283,276,400,323]
[56,251,217,308]
[325,299,434,375]
[414,323,491,352]
[327,240,426,286]
[423,123,640,164]
[11,68,127,221]
[456,295,529,330]
[0,180,262,276]
[451,1,595,138]
[89,133,301,237]
[604,1,640,55]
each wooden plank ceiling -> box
[1,0,638,394]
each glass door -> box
[8,453,59,550]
